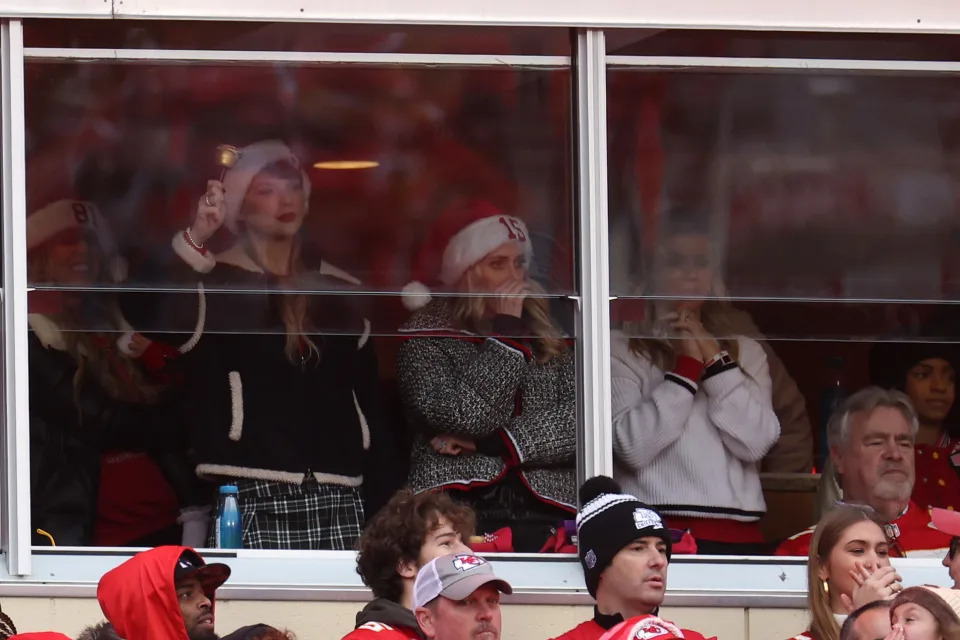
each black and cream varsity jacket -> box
[169,240,395,505]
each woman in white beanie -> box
[396,198,576,552]
[171,140,394,549]
[27,199,204,547]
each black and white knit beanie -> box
[576,476,672,598]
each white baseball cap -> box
[412,554,512,610]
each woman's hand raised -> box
[189,180,226,246]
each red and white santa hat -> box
[27,199,127,282]
[402,199,533,311]
[221,140,312,234]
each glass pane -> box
[24,19,570,55]
[607,66,960,557]
[24,52,576,550]
[607,29,960,61]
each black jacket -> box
[76,622,122,640]
[354,598,425,639]
[169,251,397,511]
[28,316,200,546]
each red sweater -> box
[341,623,421,640]
[776,501,951,558]
[551,611,710,640]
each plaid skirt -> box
[209,478,364,550]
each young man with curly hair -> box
[342,489,475,640]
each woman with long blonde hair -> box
[788,505,903,640]
[172,140,392,549]
[610,220,780,554]
[27,199,201,547]
[397,199,576,551]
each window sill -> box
[0,549,950,607]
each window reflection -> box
[609,66,960,555]
[24,54,573,548]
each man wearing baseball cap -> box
[550,477,710,640]
[931,507,960,588]
[98,546,231,640]
[413,553,512,640]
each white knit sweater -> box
[610,330,781,521]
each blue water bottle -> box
[216,484,242,549]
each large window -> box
[1,15,959,598]
[607,32,960,555]
[20,21,576,552]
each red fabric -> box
[551,617,711,640]
[550,619,608,640]
[664,517,765,545]
[672,356,704,384]
[94,452,180,546]
[599,616,713,640]
[136,340,184,386]
[469,527,515,553]
[538,526,577,554]
[98,546,209,640]
[912,443,960,511]
[776,501,952,557]
[784,632,816,640]
[10,634,73,640]
[408,199,520,287]
[672,531,699,555]
[341,622,421,640]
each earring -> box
[822,580,830,595]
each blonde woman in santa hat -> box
[171,140,393,549]
[26,199,205,547]
[396,198,576,552]
[610,214,780,554]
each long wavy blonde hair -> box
[238,160,321,367]
[28,242,164,408]
[452,267,567,363]
[808,505,889,640]
[626,230,742,368]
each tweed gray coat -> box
[397,299,576,510]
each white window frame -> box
[0,17,958,605]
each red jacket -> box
[776,501,951,558]
[551,612,711,640]
[341,598,424,640]
[10,635,73,640]
[913,441,960,512]
[342,622,421,640]
[97,546,210,640]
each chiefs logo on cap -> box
[452,554,487,572]
[633,623,677,640]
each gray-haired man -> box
[777,386,951,557]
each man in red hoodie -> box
[98,546,231,640]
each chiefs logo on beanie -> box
[402,199,533,311]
